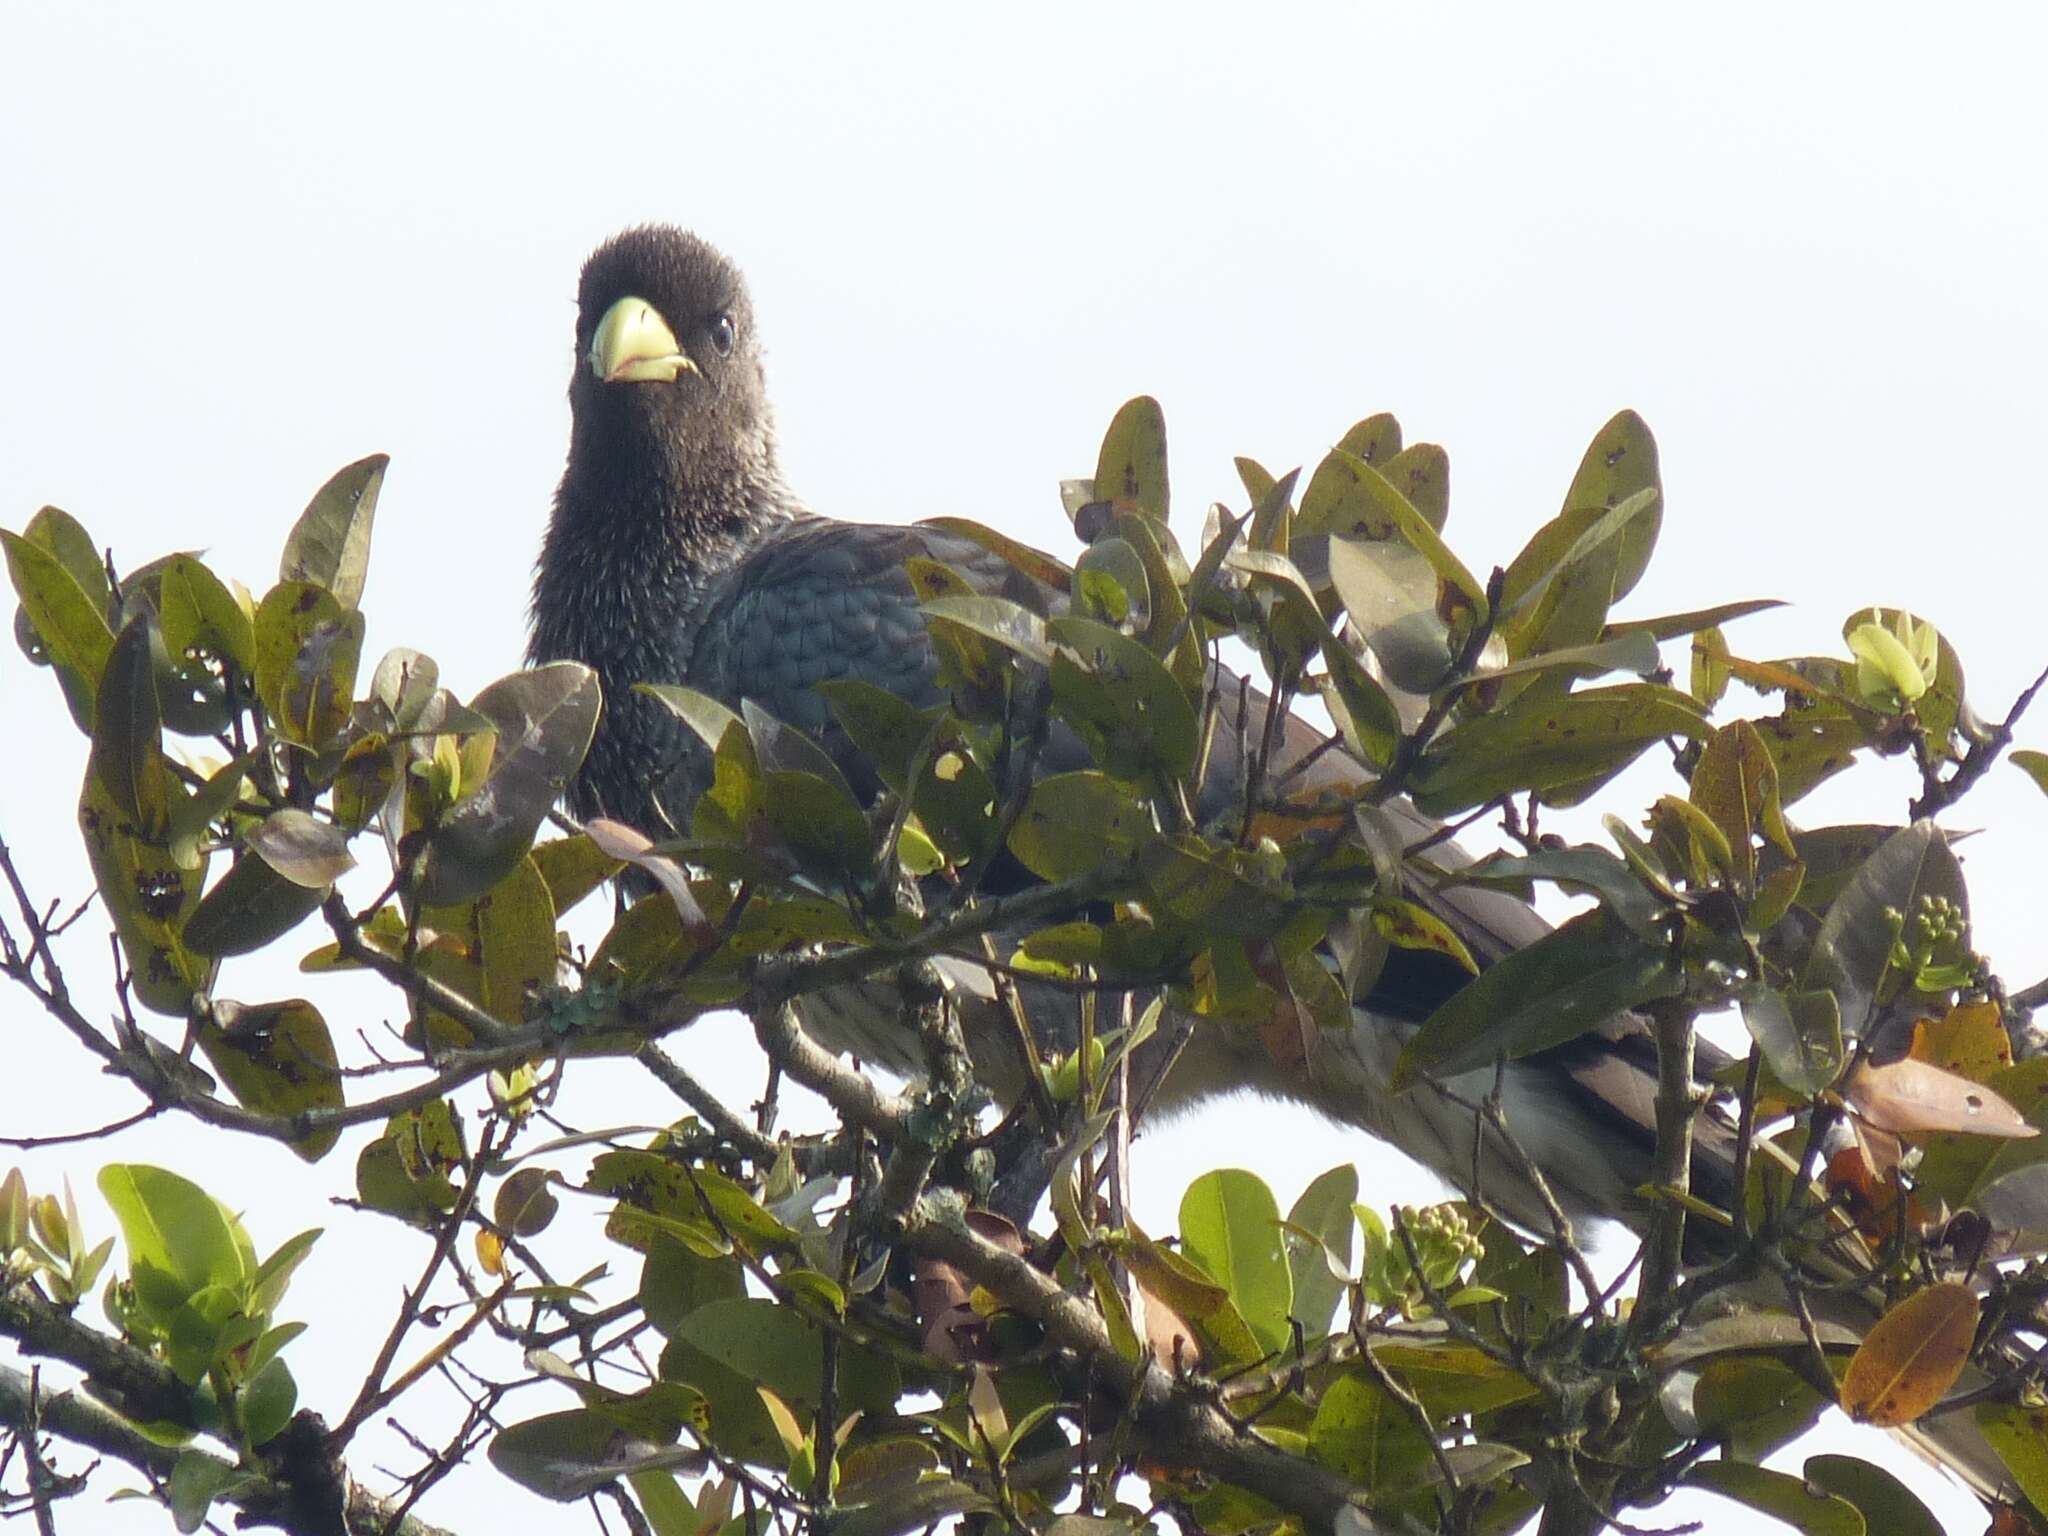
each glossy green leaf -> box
[1977,1401,2048,1516]
[1395,911,1679,1088]
[1558,409,1661,602]
[1284,1164,1357,1335]
[183,853,325,958]
[1307,1369,1433,1493]
[251,581,364,747]
[196,1000,343,1161]
[1800,821,1964,1032]
[416,662,601,905]
[1463,844,1666,943]
[1801,1454,1942,1536]
[1411,684,1710,818]
[98,1165,250,1308]
[354,1102,464,1225]
[1180,1168,1292,1356]
[246,808,354,889]
[90,616,171,840]
[1684,1462,1863,1535]
[1092,395,1169,524]
[1007,771,1151,880]
[77,768,213,1015]
[1048,615,1199,782]
[489,1407,703,1502]
[1739,986,1842,1098]
[237,1356,296,1448]
[4,525,115,712]
[278,453,385,610]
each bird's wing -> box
[683,517,1042,800]
[673,513,1734,1230]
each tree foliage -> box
[5,402,2048,1535]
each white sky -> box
[4,5,2047,1532]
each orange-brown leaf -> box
[1839,1281,1979,1426]
[1843,1057,2038,1139]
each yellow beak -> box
[588,296,699,384]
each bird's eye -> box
[709,313,737,357]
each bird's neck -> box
[530,416,798,686]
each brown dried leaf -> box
[1843,1057,2038,1139]
[583,818,710,938]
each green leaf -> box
[2011,748,2048,797]
[489,1408,703,1502]
[669,1297,899,1420]
[1378,442,1450,532]
[530,833,624,916]
[820,678,998,867]
[237,1356,297,1448]
[1605,598,1786,643]
[1412,684,1710,818]
[4,525,115,713]
[1739,986,1842,1098]
[1800,821,1965,1032]
[1394,911,1679,1088]
[251,581,364,747]
[183,853,325,958]
[1337,412,1403,465]
[77,767,213,1016]
[157,554,254,675]
[1284,1164,1358,1335]
[1325,529,1453,694]
[830,1479,995,1536]
[1914,1057,2048,1209]
[246,808,355,889]
[918,592,1051,666]
[1047,615,1199,782]
[1690,719,1791,891]
[1683,1461,1864,1536]
[1463,844,1667,943]
[1092,395,1169,524]
[98,1165,250,1308]
[1801,1454,1943,1536]
[416,662,601,905]
[1307,1369,1433,1494]
[1139,835,1296,940]
[1691,1355,1827,1463]
[90,617,172,840]
[196,1000,344,1161]
[1007,771,1151,880]
[1557,409,1662,602]
[1977,1401,2048,1517]
[1179,1169,1292,1356]
[279,453,386,610]
[1318,636,1401,770]
[22,506,111,612]
[247,1228,322,1318]
[167,1451,251,1535]
[1310,450,1486,627]
[1370,897,1479,975]
[354,1103,464,1225]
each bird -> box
[525,223,1740,1240]
[527,227,2037,1511]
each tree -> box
[4,400,2046,1536]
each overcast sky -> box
[5,5,2046,1532]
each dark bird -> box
[528,224,1728,1234]
[527,227,2031,1505]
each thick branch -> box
[0,1364,456,1536]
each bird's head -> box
[568,226,771,481]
